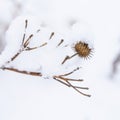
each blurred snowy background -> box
[0,0,120,120]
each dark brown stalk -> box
[22,20,28,44]
[3,67,42,76]
[61,53,78,64]
[53,67,90,97]
[57,39,64,47]
[23,34,33,47]
[60,67,79,76]
[66,80,91,97]
[53,76,90,97]
[49,32,54,40]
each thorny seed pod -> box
[74,41,93,58]
[62,41,93,64]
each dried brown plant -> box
[62,41,93,64]
[0,19,91,97]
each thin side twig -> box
[53,67,91,97]
[61,53,78,64]
[66,80,91,97]
[22,19,28,45]
[57,39,64,47]
[60,67,80,76]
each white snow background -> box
[0,0,120,120]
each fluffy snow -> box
[0,0,120,120]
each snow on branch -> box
[0,18,93,97]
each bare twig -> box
[49,32,54,40]
[22,20,28,45]
[11,50,22,62]
[25,42,47,51]
[1,20,47,72]
[60,67,80,76]
[2,67,42,76]
[66,80,91,97]
[57,39,64,47]
[53,67,91,97]
[0,19,91,97]
[54,76,90,97]
[61,53,78,64]
[23,34,33,47]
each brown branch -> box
[53,77,70,87]
[25,19,28,29]
[3,20,45,66]
[57,76,83,82]
[61,53,78,64]
[66,80,91,97]
[2,66,90,97]
[24,34,33,47]
[0,19,91,97]
[60,67,80,76]
[53,67,91,97]
[11,52,21,61]
[53,76,90,97]
[49,32,54,40]
[1,20,46,76]
[22,20,28,44]
[57,39,64,47]
[2,67,42,76]
[25,42,47,51]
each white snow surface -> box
[0,0,120,120]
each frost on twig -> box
[0,19,93,97]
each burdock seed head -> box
[74,41,92,58]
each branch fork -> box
[53,67,91,97]
[0,19,91,97]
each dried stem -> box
[54,76,90,97]
[60,67,79,76]
[53,67,91,97]
[57,39,64,47]
[49,32,54,40]
[25,42,47,51]
[66,80,91,97]
[61,53,78,64]
[22,20,28,45]
[24,34,33,47]
[2,67,42,76]
[1,20,47,72]
[0,19,91,97]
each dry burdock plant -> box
[0,20,93,97]
[62,41,93,64]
